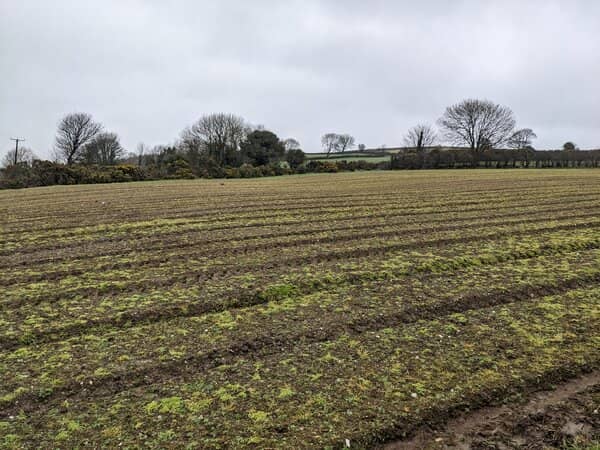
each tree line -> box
[1,112,316,188]
[391,98,599,169]
[5,112,308,171]
[1,112,390,188]
[399,99,539,158]
[2,98,597,188]
[391,146,600,170]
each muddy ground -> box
[384,371,599,450]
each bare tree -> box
[321,133,339,157]
[136,142,149,166]
[284,138,301,151]
[181,113,248,165]
[438,99,516,157]
[358,143,366,151]
[320,133,355,156]
[508,128,537,149]
[82,132,125,165]
[55,113,103,164]
[337,134,355,153]
[403,124,437,152]
[2,146,36,168]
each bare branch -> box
[55,113,103,164]
[2,146,36,168]
[403,124,437,151]
[321,133,339,157]
[337,134,355,153]
[321,133,355,156]
[181,113,248,165]
[283,138,301,151]
[82,132,125,165]
[438,99,516,153]
[508,128,537,149]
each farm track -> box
[1,170,599,449]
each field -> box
[305,152,391,163]
[0,170,599,449]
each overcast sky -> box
[1,0,599,158]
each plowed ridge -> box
[1,169,599,449]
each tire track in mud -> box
[381,371,600,450]
[364,366,600,449]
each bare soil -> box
[383,371,600,450]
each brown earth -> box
[383,371,599,450]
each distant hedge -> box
[391,148,600,170]
[301,160,386,173]
[0,159,388,189]
[6,148,598,189]
[0,162,146,189]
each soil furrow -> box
[2,273,598,415]
[5,190,600,258]
[4,207,600,285]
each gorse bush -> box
[0,161,146,188]
[0,159,382,189]
[302,160,385,173]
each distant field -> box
[1,170,599,448]
[308,155,391,163]
[306,152,391,163]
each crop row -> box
[2,225,599,350]
[1,286,598,448]
[3,223,600,335]
[4,201,600,286]
[1,244,599,410]
[2,171,599,448]
[3,217,600,312]
[4,191,600,267]
[3,171,598,235]
[5,186,600,256]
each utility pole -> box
[10,137,26,165]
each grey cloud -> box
[1,0,599,159]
